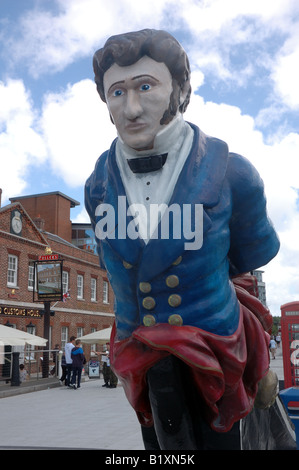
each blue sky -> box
[1,0,299,315]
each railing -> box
[25,349,60,380]
[0,348,60,383]
[0,350,13,382]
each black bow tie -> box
[127,153,168,173]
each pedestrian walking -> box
[65,336,76,386]
[70,340,86,389]
[276,334,281,348]
[60,353,67,385]
[270,337,277,359]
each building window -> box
[28,262,35,290]
[71,224,98,254]
[26,323,36,355]
[27,323,36,335]
[62,271,69,294]
[77,274,84,299]
[103,280,109,304]
[61,326,68,350]
[7,254,18,287]
[91,277,97,301]
[77,327,84,338]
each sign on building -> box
[33,255,63,302]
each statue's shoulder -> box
[85,149,112,209]
[226,151,263,196]
[93,148,110,179]
[86,139,117,194]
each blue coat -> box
[85,123,279,340]
[71,347,84,368]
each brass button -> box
[143,315,156,327]
[123,261,133,269]
[168,314,183,326]
[142,297,156,310]
[166,275,179,288]
[172,256,182,266]
[139,282,152,294]
[168,294,182,308]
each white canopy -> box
[77,326,112,345]
[0,324,47,347]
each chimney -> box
[0,188,2,208]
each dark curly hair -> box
[93,29,191,124]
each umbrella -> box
[0,324,47,347]
[78,326,112,345]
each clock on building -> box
[10,210,23,236]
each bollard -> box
[58,350,63,378]
[11,352,20,386]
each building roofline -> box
[71,222,92,226]
[0,201,49,245]
[9,191,80,208]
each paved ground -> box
[0,346,286,451]
[0,376,144,450]
[269,345,284,387]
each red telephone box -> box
[280,301,299,389]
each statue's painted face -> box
[103,56,174,150]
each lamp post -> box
[42,301,51,378]
[34,246,62,379]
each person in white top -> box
[65,336,76,386]
[269,337,277,359]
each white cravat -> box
[116,114,194,242]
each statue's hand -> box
[254,369,278,409]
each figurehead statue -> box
[85,29,295,450]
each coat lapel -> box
[100,140,145,266]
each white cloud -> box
[184,93,299,314]
[272,47,299,109]
[180,0,299,111]
[6,0,167,78]
[0,79,47,205]
[71,206,90,223]
[41,79,117,186]
[190,70,205,93]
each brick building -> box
[0,190,114,365]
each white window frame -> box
[26,323,36,355]
[61,326,68,350]
[77,327,84,339]
[77,274,84,299]
[62,271,69,294]
[91,277,97,301]
[7,254,18,287]
[28,262,35,290]
[103,280,109,304]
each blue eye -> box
[140,84,151,91]
[113,89,123,97]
